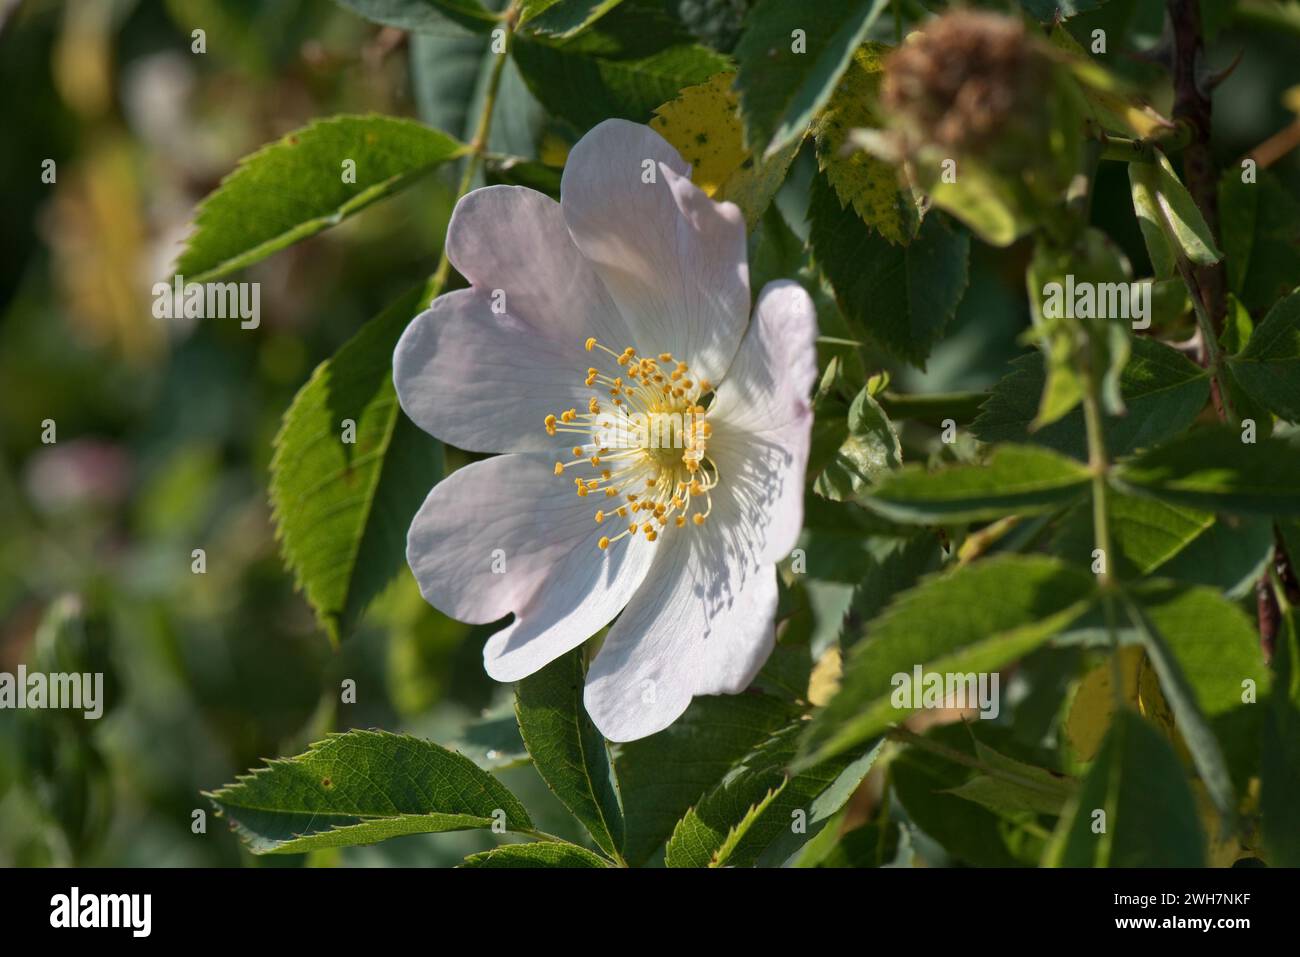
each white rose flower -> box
[394,119,816,741]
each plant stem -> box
[1081,382,1112,586]
[432,2,517,290]
[1167,0,1227,338]
[1175,255,1238,424]
[1080,330,1127,707]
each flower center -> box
[544,338,720,550]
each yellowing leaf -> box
[1065,646,1177,763]
[651,71,798,227]
[814,45,920,246]
[808,645,843,706]
[652,72,743,196]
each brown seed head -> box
[882,10,1046,155]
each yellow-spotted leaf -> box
[651,72,798,228]
[814,44,920,245]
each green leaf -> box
[813,44,920,245]
[1114,426,1300,517]
[799,556,1097,767]
[811,387,901,502]
[1226,287,1300,422]
[410,28,543,169]
[1051,492,1212,577]
[519,0,625,38]
[1047,24,1172,139]
[1129,149,1222,277]
[334,0,497,33]
[971,337,1210,461]
[1219,167,1300,314]
[270,280,443,644]
[838,534,943,649]
[1262,595,1300,866]
[511,4,730,129]
[1127,582,1270,804]
[459,841,611,867]
[863,444,1091,525]
[1047,710,1206,867]
[794,817,899,867]
[175,116,464,283]
[945,739,1076,816]
[734,0,888,157]
[615,693,795,865]
[809,172,970,367]
[206,730,533,854]
[1151,515,1274,600]
[1023,230,1133,427]
[664,724,880,868]
[515,648,624,860]
[890,725,1041,866]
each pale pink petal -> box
[393,186,634,454]
[583,522,779,742]
[707,280,818,564]
[445,185,636,348]
[406,452,655,678]
[560,119,750,384]
[395,290,588,454]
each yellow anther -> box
[572,446,583,457]
[598,536,610,550]
[577,486,588,497]
[554,462,564,476]
[616,506,628,517]
[617,353,630,366]
[601,470,611,480]
[693,514,705,525]
[588,397,600,414]
[595,511,605,523]
[589,456,601,467]
[629,523,639,534]
[545,414,557,435]
[605,487,617,498]
[675,516,686,527]
[646,530,658,542]
[586,479,600,489]
[659,353,672,362]
[585,337,598,351]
